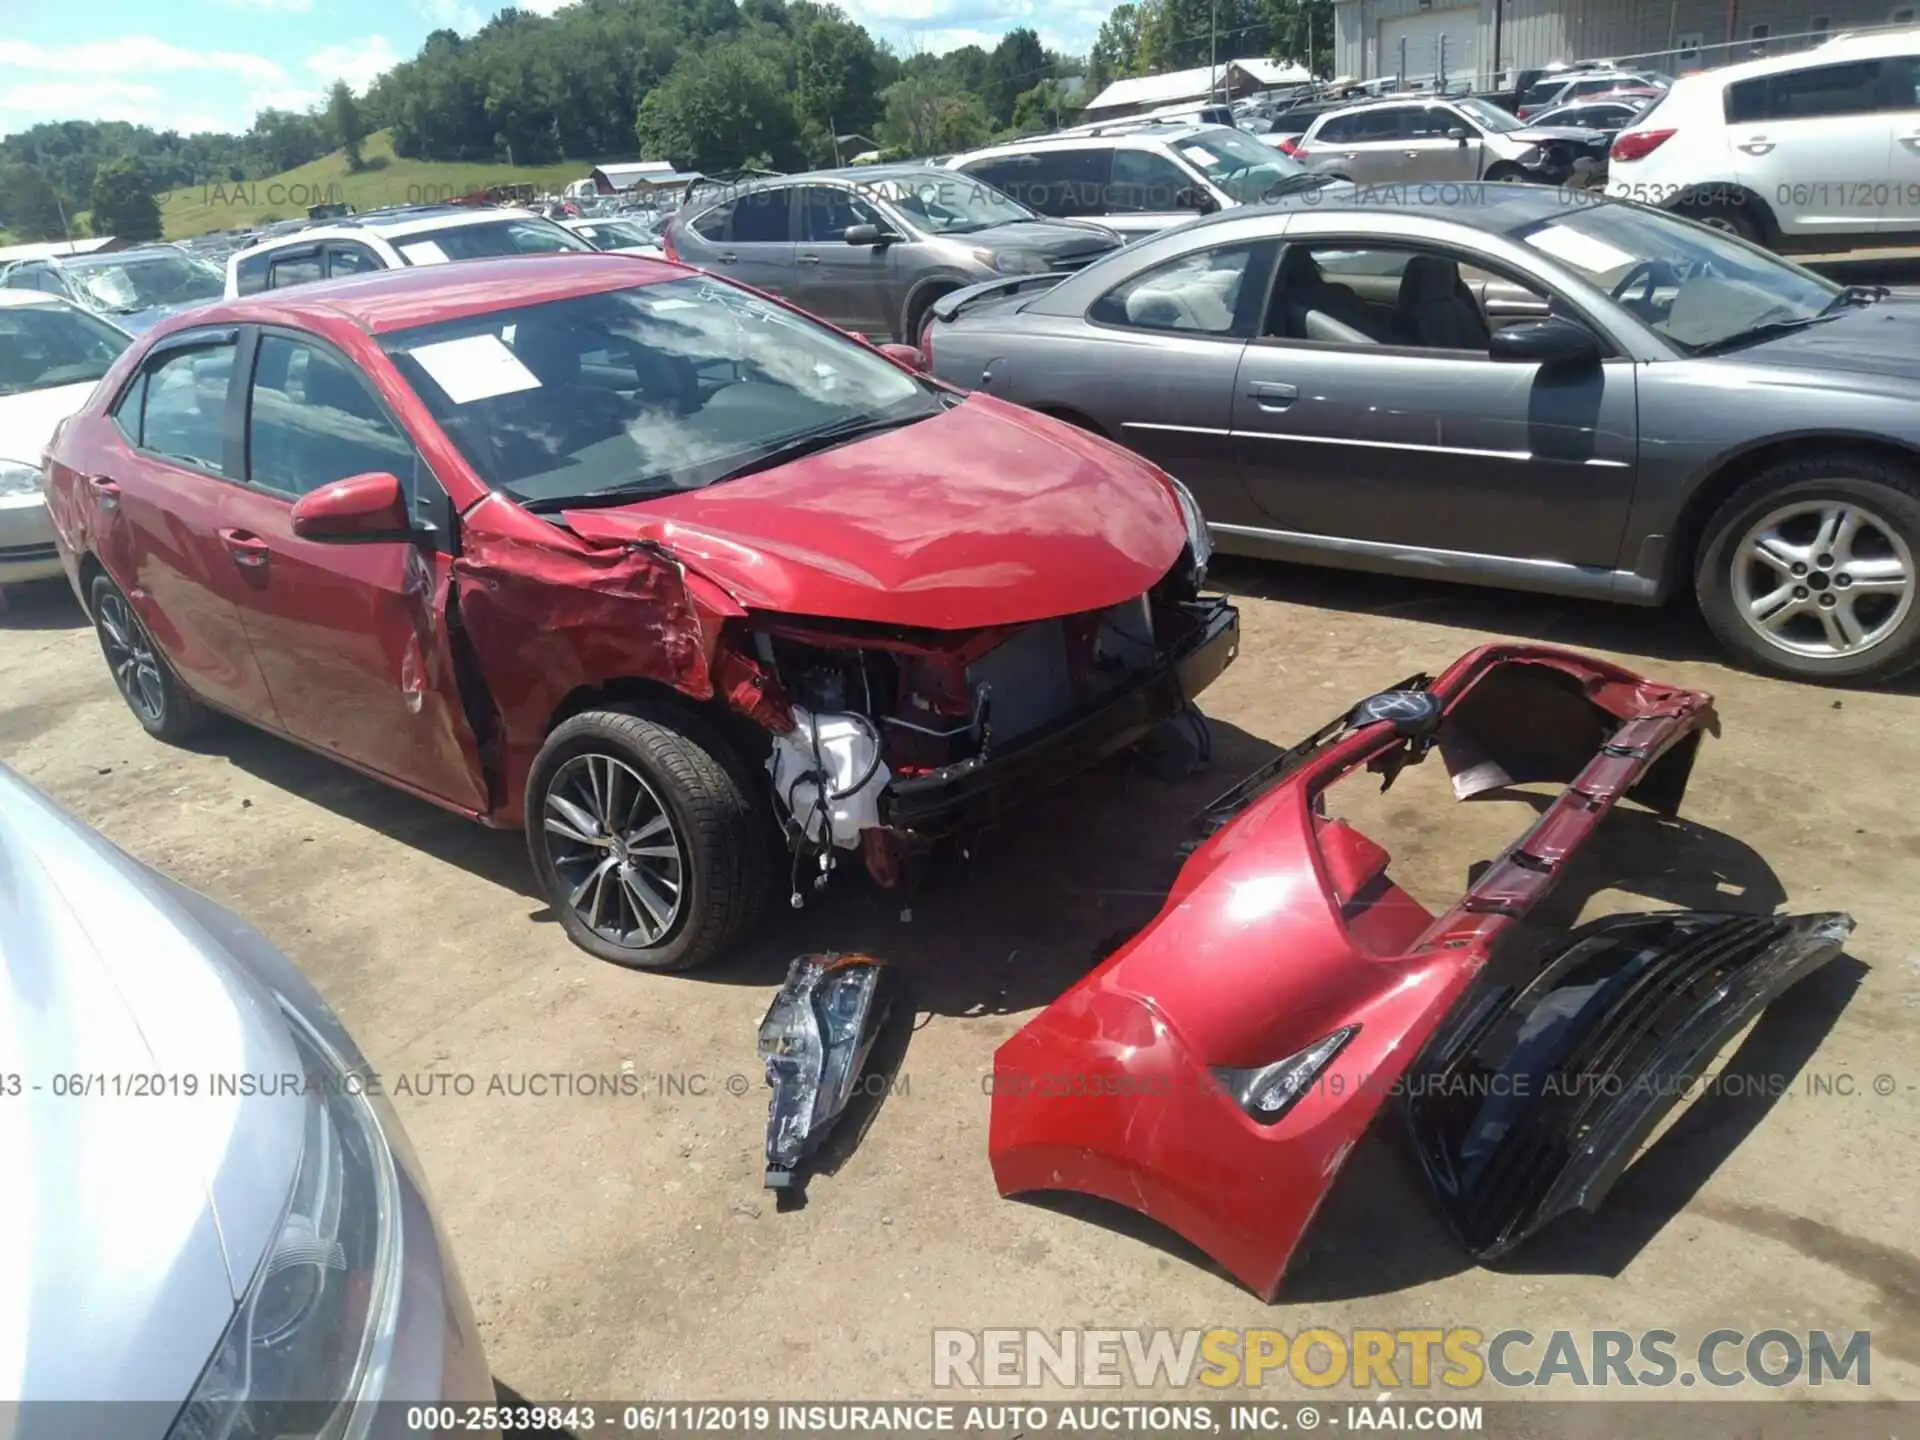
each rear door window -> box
[728,188,792,243]
[1724,59,1885,122]
[1108,149,1198,212]
[136,342,236,473]
[268,249,325,290]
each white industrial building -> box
[1082,58,1316,119]
[1333,0,1917,86]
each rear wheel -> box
[1695,456,1920,684]
[1483,163,1529,183]
[526,705,771,970]
[90,573,207,742]
[904,285,956,350]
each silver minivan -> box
[0,763,497,1439]
[662,164,1123,344]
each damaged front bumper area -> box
[759,591,1238,876]
[987,644,1853,1300]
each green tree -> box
[1257,0,1334,72]
[1009,80,1075,135]
[793,9,881,160]
[1088,5,1144,94]
[0,163,70,242]
[89,155,162,241]
[877,74,989,157]
[635,44,799,172]
[983,28,1048,127]
[327,80,367,171]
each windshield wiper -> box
[1819,283,1890,316]
[1689,314,1836,356]
[705,410,933,485]
[1263,172,1338,198]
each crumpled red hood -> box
[560,395,1186,629]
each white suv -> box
[222,205,594,297]
[1606,29,1920,249]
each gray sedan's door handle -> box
[796,253,821,265]
[715,251,738,263]
[1247,381,1298,409]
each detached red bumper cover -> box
[988,644,1852,1299]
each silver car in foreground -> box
[0,764,497,1438]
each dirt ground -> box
[3,561,1917,1407]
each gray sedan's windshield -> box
[384,276,939,508]
[862,175,1034,234]
[1512,203,1841,354]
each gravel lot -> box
[3,562,1917,1406]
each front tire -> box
[1483,163,1529,184]
[1695,455,1920,684]
[90,573,207,742]
[526,706,771,970]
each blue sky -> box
[0,0,1111,139]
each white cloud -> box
[223,0,315,10]
[0,36,331,135]
[835,0,1105,54]
[413,0,488,34]
[305,36,402,92]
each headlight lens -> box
[1167,476,1212,583]
[169,1008,401,1440]
[1215,1026,1358,1125]
[759,953,889,1187]
[0,460,43,498]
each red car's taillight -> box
[1610,127,1676,162]
[1277,137,1303,157]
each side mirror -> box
[1175,188,1218,213]
[290,471,414,542]
[1489,316,1601,367]
[1447,126,1470,145]
[877,342,928,373]
[844,223,895,246]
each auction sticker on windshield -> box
[400,239,451,264]
[409,334,543,404]
[1523,223,1635,275]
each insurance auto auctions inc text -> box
[933,1327,1871,1391]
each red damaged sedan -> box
[43,254,1234,969]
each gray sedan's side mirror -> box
[844,224,896,246]
[1490,316,1601,367]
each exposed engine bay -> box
[746,572,1235,896]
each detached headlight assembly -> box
[170,1008,401,1440]
[759,953,890,1189]
[1167,476,1212,585]
[0,460,44,498]
[1214,1026,1358,1125]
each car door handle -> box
[715,252,738,263]
[1247,381,1298,408]
[219,527,270,569]
[795,253,821,265]
[1900,132,1920,148]
[1736,137,1774,154]
[87,475,120,510]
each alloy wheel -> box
[1730,498,1914,660]
[98,592,167,724]
[542,753,687,949]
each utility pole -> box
[1210,0,1219,100]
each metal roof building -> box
[1082,58,1317,118]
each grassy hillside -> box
[160,130,634,237]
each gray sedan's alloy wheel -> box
[1697,459,1920,684]
[1729,500,1913,661]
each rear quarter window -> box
[234,251,272,296]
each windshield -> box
[395,217,595,265]
[578,220,657,249]
[383,276,941,508]
[1520,78,1570,107]
[67,252,223,314]
[1511,202,1841,354]
[1171,128,1307,203]
[857,175,1035,234]
[0,302,130,396]
[1454,96,1526,133]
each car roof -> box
[180,252,689,337]
[961,124,1223,154]
[0,289,75,310]
[1183,179,1586,233]
[230,207,547,261]
[1674,27,1920,88]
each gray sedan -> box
[1,763,497,1437]
[920,186,1920,685]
